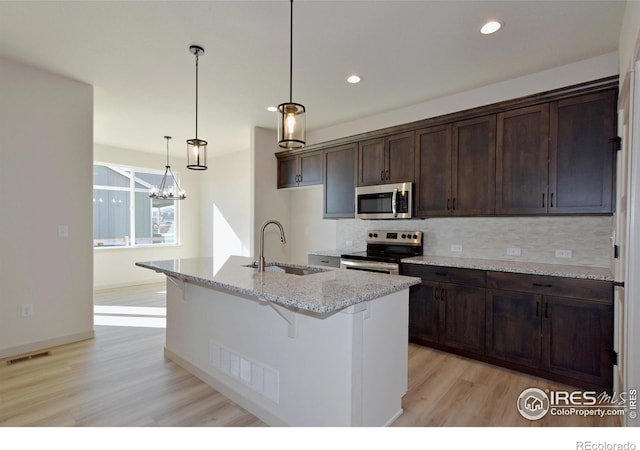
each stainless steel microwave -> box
[355,182,413,219]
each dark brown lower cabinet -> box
[404,265,486,354]
[404,264,615,391]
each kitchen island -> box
[136,255,420,426]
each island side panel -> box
[361,289,409,426]
[164,278,409,426]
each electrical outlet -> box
[450,244,463,253]
[21,304,33,318]
[506,247,522,256]
[555,249,573,258]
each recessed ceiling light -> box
[347,75,361,84]
[267,106,277,112]
[480,20,502,35]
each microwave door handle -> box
[392,188,398,217]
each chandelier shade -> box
[187,45,208,170]
[277,0,306,149]
[150,136,186,200]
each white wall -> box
[289,186,337,264]
[93,144,201,289]
[288,53,620,263]
[617,0,640,427]
[200,150,251,271]
[252,127,291,262]
[0,57,94,358]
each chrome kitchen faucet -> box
[257,220,287,272]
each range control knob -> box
[413,234,418,239]
[401,234,407,239]
[373,233,378,238]
[368,233,373,238]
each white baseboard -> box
[0,330,95,360]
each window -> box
[93,163,180,247]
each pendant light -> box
[150,136,186,200]
[277,0,306,149]
[187,45,208,170]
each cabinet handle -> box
[532,283,553,288]
[434,287,440,301]
[542,193,545,208]
[536,300,540,317]
[452,198,456,211]
[435,272,447,277]
[447,198,451,211]
[380,170,385,182]
[385,170,390,180]
[550,193,554,208]
[544,302,549,319]
[320,260,329,264]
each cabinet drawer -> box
[307,254,340,268]
[402,264,486,287]
[486,271,612,303]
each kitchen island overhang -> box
[136,256,420,426]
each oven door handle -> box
[392,188,398,217]
[340,259,399,275]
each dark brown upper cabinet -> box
[358,131,415,186]
[415,124,452,217]
[496,104,550,214]
[415,116,496,217]
[496,90,616,215]
[277,150,323,188]
[451,115,496,216]
[549,90,616,214]
[323,143,357,219]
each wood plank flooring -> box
[0,283,621,427]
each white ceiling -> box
[0,1,626,156]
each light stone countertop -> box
[136,255,420,314]
[309,249,613,281]
[402,255,613,281]
[307,249,363,258]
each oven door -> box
[340,259,399,275]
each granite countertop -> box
[307,249,363,258]
[136,255,420,314]
[401,255,613,281]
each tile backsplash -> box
[336,216,612,268]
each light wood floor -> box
[0,283,620,427]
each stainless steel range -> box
[340,230,423,275]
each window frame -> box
[93,162,182,249]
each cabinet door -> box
[486,289,542,368]
[542,295,614,388]
[386,131,415,184]
[549,90,617,214]
[408,281,439,344]
[358,138,386,186]
[496,104,550,214]
[415,125,452,217]
[452,115,496,215]
[277,154,299,188]
[438,282,485,353]
[298,151,323,186]
[323,144,357,218]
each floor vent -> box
[6,351,52,366]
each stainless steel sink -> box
[243,262,329,276]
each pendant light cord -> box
[195,52,199,139]
[289,0,293,103]
[165,136,171,166]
